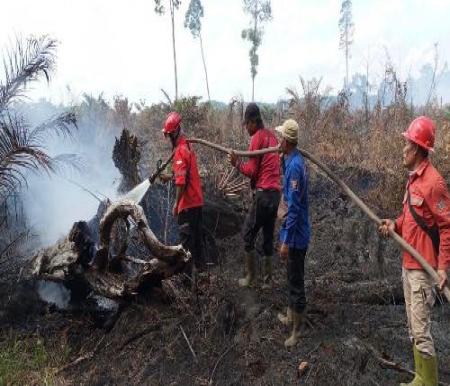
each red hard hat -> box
[402,116,436,152]
[162,112,182,134]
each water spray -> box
[122,152,175,204]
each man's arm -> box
[231,133,259,179]
[158,162,174,183]
[430,179,450,271]
[280,162,304,246]
[379,192,404,237]
[173,184,185,215]
[172,147,189,215]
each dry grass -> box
[116,86,450,218]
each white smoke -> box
[37,280,71,309]
[19,99,122,247]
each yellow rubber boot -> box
[277,307,292,326]
[421,352,438,386]
[238,251,256,288]
[400,345,423,386]
[284,310,302,347]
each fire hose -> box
[187,137,450,302]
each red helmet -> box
[402,116,436,152]
[162,112,182,135]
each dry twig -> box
[55,336,105,374]
[209,343,237,385]
[180,325,198,362]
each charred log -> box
[30,200,191,301]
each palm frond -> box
[0,35,57,111]
[29,111,77,143]
[0,114,52,193]
[52,153,86,175]
[0,106,78,194]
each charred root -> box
[30,199,191,301]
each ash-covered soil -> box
[1,168,450,386]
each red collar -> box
[412,159,430,177]
[408,159,430,186]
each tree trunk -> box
[252,76,255,102]
[199,33,210,102]
[364,57,370,125]
[251,6,257,102]
[345,27,349,90]
[170,0,178,101]
[30,199,191,300]
[346,45,349,90]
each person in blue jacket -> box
[275,119,311,347]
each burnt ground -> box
[1,169,450,386]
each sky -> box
[1,0,450,105]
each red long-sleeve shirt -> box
[238,128,281,191]
[172,136,204,212]
[395,159,450,270]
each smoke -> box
[18,98,122,247]
[37,280,71,309]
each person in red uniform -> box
[379,116,450,386]
[162,112,205,272]
[228,103,281,288]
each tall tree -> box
[339,0,354,91]
[241,0,272,102]
[185,0,210,101]
[154,0,181,101]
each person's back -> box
[251,128,280,191]
[280,148,310,249]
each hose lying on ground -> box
[187,137,450,302]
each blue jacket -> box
[279,149,311,249]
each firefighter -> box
[228,103,281,289]
[275,119,311,347]
[161,112,205,273]
[379,116,450,386]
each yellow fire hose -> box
[188,137,450,302]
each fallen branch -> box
[360,340,449,386]
[179,325,198,362]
